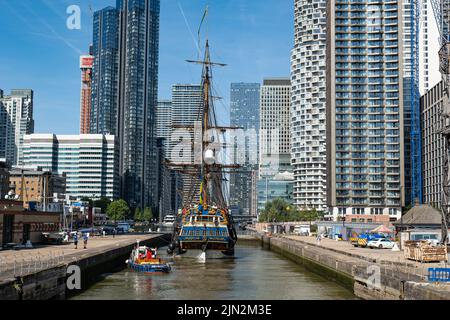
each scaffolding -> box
[411,0,423,205]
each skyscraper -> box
[421,80,445,208]
[80,53,94,134]
[326,0,411,221]
[0,89,34,166]
[291,0,328,212]
[419,0,442,95]
[229,83,260,215]
[91,0,160,210]
[116,0,160,210]
[155,100,182,216]
[91,6,119,135]
[259,78,291,178]
[170,84,203,206]
[156,100,173,151]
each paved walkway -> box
[0,234,168,281]
[281,235,450,281]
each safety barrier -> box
[428,268,450,282]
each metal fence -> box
[0,251,70,279]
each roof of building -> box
[393,204,442,226]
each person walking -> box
[73,232,78,249]
[113,228,116,238]
[83,233,89,249]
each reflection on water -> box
[71,242,356,300]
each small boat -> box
[126,245,171,273]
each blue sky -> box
[0,0,293,133]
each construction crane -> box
[431,0,450,244]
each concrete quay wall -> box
[0,234,171,300]
[257,234,450,300]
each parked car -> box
[367,238,396,249]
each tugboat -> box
[166,14,238,257]
[126,243,171,273]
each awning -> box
[370,225,393,233]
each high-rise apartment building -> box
[419,0,442,95]
[156,100,173,151]
[259,78,291,178]
[327,0,411,221]
[0,89,34,166]
[22,134,119,200]
[91,0,160,210]
[229,83,260,215]
[421,80,445,208]
[80,54,94,134]
[291,0,328,212]
[155,100,182,216]
[91,6,119,135]
[116,0,160,210]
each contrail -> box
[42,0,90,36]
[177,2,202,57]
[15,1,83,56]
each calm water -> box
[71,242,356,300]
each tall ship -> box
[166,35,238,257]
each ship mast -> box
[187,40,226,206]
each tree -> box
[134,207,142,222]
[93,197,112,213]
[143,207,153,222]
[106,199,129,221]
[258,198,323,223]
[80,197,93,207]
[259,198,299,222]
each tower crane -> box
[431,0,450,244]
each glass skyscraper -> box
[91,6,119,135]
[229,83,260,215]
[91,0,160,210]
[117,0,160,210]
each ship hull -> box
[128,262,171,273]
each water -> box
[71,242,356,300]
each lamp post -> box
[399,185,404,249]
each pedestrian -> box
[83,233,89,249]
[317,234,321,245]
[113,228,116,238]
[73,232,78,249]
[103,230,106,238]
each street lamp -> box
[399,185,404,249]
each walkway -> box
[0,234,168,281]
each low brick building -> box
[0,200,60,246]
[9,168,66,209]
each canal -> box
[71,241,357,300]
